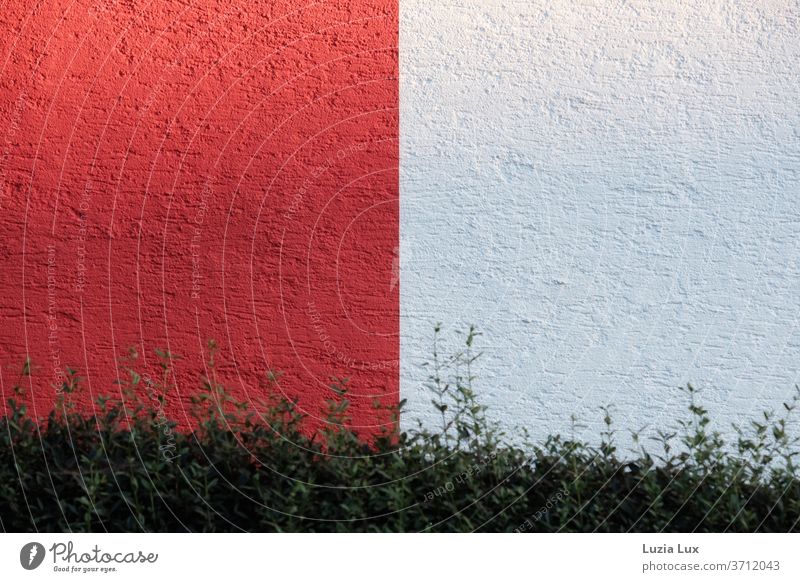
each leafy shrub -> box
[1,328,799,532]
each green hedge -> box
[2,332,800,532]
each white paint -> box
[400,0,800,444]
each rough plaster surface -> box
[400,1,800,442]
[0,1,398,431]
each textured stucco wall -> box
[400,1,800,442]
[0,1,398,430]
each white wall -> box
[400,0,800,444]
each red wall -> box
[0,1,398,431]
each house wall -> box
[400,1,800,442]
[0,0,398,431]
[2,0,799,444]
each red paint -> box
[0,1,399,431]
